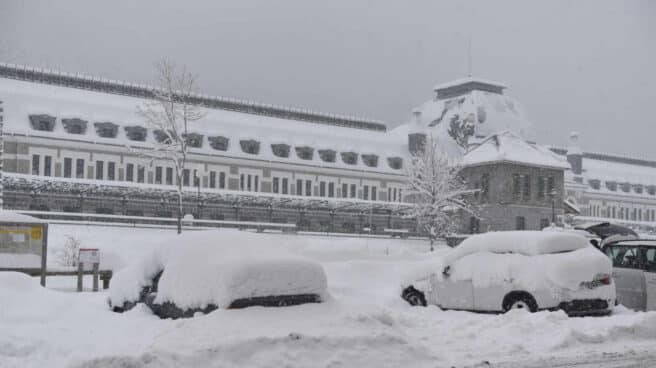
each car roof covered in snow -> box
[443,231,590,265]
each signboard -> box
[79,248,100,270]
[0,224,45,268]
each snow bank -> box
[109,230,328,309]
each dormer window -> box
[208,136,229,151]
[295,146,314,160]
[29,114,56,131]
[341,151,358,165]
[125,126,148,141]
[154,129,175,144]
[588,179,601,190]
[271,144,291,158]
[633,184,644,194]
[620,182,631,193]
[605,181,617,192]
[183,133,203,148]
[62,118,88,134]
[94,122,119,138]
[387,157,403,170]
[240,139,260,154]
[647,185,656,196]
[361,154,379,167]
[318,149,336,163]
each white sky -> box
[1,0,654,157]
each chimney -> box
[566,132,583,175]
[408,109,427,155]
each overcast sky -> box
[1,0,654,157]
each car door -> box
[644,247,656,311]
[605,244,647,311]
[433,260,474,311]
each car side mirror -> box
[442,265,451,278]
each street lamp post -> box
[550,189,558,224]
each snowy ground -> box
[1,224,656,368]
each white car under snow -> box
[108,230,329,318]
[402,231,615,316]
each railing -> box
[14,210,297,232]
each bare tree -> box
[132,60,206,234]
[405,136,475,251]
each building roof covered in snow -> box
[0,63,410,175]
[463,131,570,170]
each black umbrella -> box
[574,222,638,240]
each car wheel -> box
[402,286,427,307]
[502,292,538,313]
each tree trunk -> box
[177,182,183,234]
[429,236,434,252]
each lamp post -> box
[194,170,201,218]
[550,189,558,224]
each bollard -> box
[92,262,99,292]
[77,262,83,292]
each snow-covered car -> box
[602,239,656,311]
[402,231,615,316]
[108,231,329,318]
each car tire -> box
[502,292,538,313]
[402,286,427,307]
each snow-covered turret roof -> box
[463,131,570,170]
[433,77,507,97]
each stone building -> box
[459,131,568,233]
[0,63,415,233]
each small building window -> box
[480,173,489,202]
[63,118,88,135]
[306,180,312,197]
[219,172,225,189]
[350,184,356,198]
[512,174,521,200]
[155,167,163,184]
[208,136,230,151]
[547,176,555,195]
[166,168,173,185]
[44,156,52,177]
[108,162,116,181]
[328,182,335,198]
[320,182,326,197]
[271,144,291,158]
[282,178,289,195]
[297,179,304,195]
[183,133,204,148]
[32,155,40,175]
[342,183,348,198]
[182,169,189,186]
[96,161,104,180]
[318,149,336,163]
[29,114,56,132]
[515,216,526,230]
[154,130,174,144]
[341,151,358,165]
[64,158,72,178]
[522,175,531,201]
[125,126,148,142]
[295,146,314,160]
[540,218,550,229]
[94,122,119,138]
[361,154,379,168]
[387,157,403,170]
[273,177,280,194]
[469,217,480,234]
[240,139,260,155]
[126,163,134,182]
[363,185,369,200]
[210,171,216,188]
[371,186,377,201]
[75,158,84,179]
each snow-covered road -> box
[1,225,656,368]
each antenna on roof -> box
[467,35,472,78]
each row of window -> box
[587,205,656,222]
[589,179,656,196]
[30,154,403,202]
[468,216,550,233]
[511,174,556,202]
[28,115,403,170]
